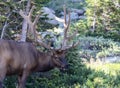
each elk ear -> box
[50,50,56,56]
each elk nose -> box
[62,64,69,69]
[65,64,69,69]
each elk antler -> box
[61,5,79,50]
[19,5,52,49]
[36,39,51,49]
[38,5,79,51]
[19,6,40,41]
[19,4,79,50]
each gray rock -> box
[71,8,85,16]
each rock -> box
[71,0,84,2]
[100,56,120,63]
[41,7,55,15]
[41,7,59,25]
[71,8,85,16]
[40,7,86,26]
[47,20,59,25]
[61,12,78,20]
[70,12,79,20]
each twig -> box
[1,13,12,39]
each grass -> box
[87,63,120,76]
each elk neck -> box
[34,51,55,72]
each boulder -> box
[40,7,86,26]
[71,8,85,16]
[71,0,84,2]
[41,7,59,25]
[70,12,79,20]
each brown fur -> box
[0,39,68,88]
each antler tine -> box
[67,29,78,41]
[62,5,71,48]
[71,41,80,48]
[63,5,71,37]
[30,11,40,41]
[63,5,67,27]
[19,10,32,26]
[19,10,30,23]
[37,39,51,50]
[33,14,40,26]
[60,5,79,50]
[29,6,36,18]
[64,11,70,33]
[62,41,80,50]
[19,5,37,26]
[63,5,71,29]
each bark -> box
[20,0,31,42]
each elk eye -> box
[55,55,58,58]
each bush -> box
[47,0,84,12]
[4,37,120,88]
[84,0,120,42]
[86,30,120,42]
[79,36,120,60]
[4,47,92,88]
[5,45,120,88]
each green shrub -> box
[47,0,84,12]
[4,47,92,88]
[86,30,120,42]
[4,37,120,88]
[85,0,120,41]
[79,36,120,60]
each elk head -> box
[19,5,79,72]
[51,49,68,71]
[36,6,79,72]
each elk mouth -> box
[59,65,69,72]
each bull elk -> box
[0,5,79,88]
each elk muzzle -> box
[58,58,69,72]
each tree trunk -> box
[20,0,31,42]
